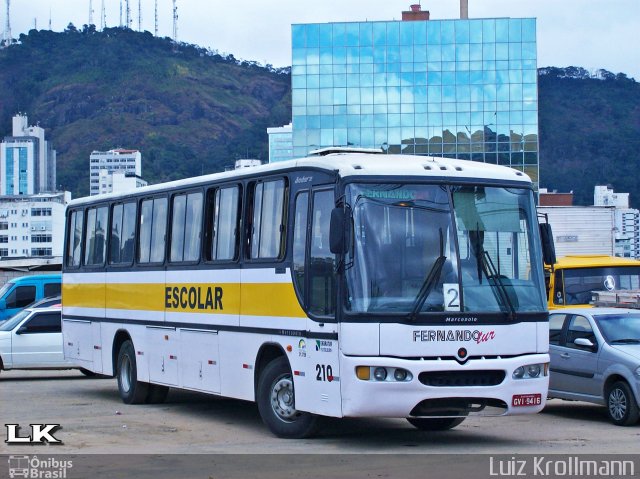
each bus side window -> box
[207,186,241,261]
[170,191,203,263]
[66,210,84,268]
[138,197,167,264]
[84,206,108,266]
[110,202,140,265]
[292,191,309,304]
[309,190,335,317]
[110,203,124,264]
[249,179,286,259]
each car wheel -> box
[606,381,640,426]
[256,356,318,438]
[407,417,466,431]
[116,339,149,404]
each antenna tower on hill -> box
[138,0,141,31]
[101,0,106,29]
[154,0,158,36]
[125,0,131,29]
[88,0,94,25]
[172,0,178,42]
[2,0,12,46]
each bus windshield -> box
[557,266,640,306]
[344,183,545,317]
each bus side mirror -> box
[539,223,556,266]
[330,208,347,254]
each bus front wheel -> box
[257,356,318,438]
[117,340,149,404]
[407,417,465,431]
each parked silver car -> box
[548,307,640,426]
[0,305,92,376]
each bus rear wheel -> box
[407,417,466,431]
[257,356,318,438]
[117,339,149,404]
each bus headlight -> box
[393,368,407,381]
[355,366,413,382]
[373,367,387,381]
[527,364,541,378]
[513,363,547,380]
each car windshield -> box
[0,282,13,299]
[344,183,546,317]
[0,309,31,331]
[593,313,640,344]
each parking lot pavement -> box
[1,370,639,455]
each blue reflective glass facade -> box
[291,18,539,187]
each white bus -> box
[62,151,549,438]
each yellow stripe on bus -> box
[63,282,306,318]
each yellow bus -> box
[547,255,640,309]
[63,151,549,438]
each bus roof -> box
[554,255,640,268]
[70,153,531,207]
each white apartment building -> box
[90,149,142,196]
[0,192,71,259]
[1,114,57,195]
[594,185,640,258]
[97,170,148,195]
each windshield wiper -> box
[408,255,447,322]
[481,250,517,321]
[610,338,640,344]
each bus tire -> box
[146,384,170,404]
[606,381,640,426]
[407,417,466,431]
[257,356,318,438]
[116,340,149,404]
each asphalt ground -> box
[1,370,639,478]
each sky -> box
[3,0,639,79]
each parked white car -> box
[0,305,90,375]
[548,307,640,426]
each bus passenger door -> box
[296,187,342,417]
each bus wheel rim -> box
[120,355,132,393]
[271,376,296,421]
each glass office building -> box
[291,18,539,187]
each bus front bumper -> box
[339,353,549,418]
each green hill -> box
[538,67,640,206]
[1,29,639,205]
[0,27,291,197]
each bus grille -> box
[418,370,505,387]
